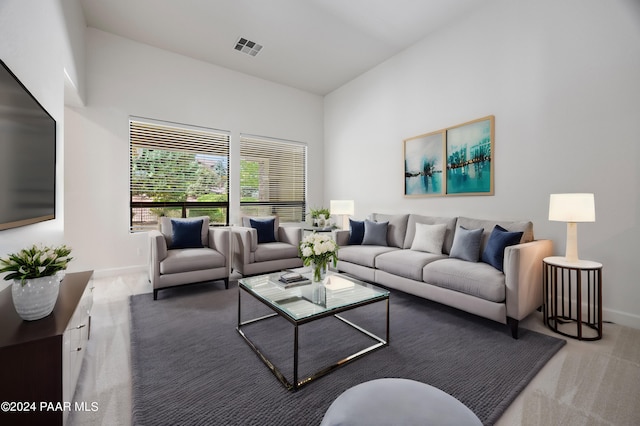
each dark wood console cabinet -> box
[0,270,94,425]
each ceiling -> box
[80,0,490,95]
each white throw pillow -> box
[410,223,447,254]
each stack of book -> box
[277,272,311,288]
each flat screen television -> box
[0,59,56,231]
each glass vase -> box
[310,260,327,305]
[311,260,328,283]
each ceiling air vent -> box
[234,37,263,57]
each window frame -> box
[239,134,307,223]
[129,117,230,232]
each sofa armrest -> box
[279,226,302,246]
[209,227,230,267]
[334,229,350,246]
[503,239,554,320]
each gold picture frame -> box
[404,130,445,196]
[404,115,494,197]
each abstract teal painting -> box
[446,116,494,195]
[404,131,445,196]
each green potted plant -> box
[310,207,331,219]
[310,207,331,227]
[0,244,73,321]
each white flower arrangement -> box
[299,233,339,281]
[0,244,73,285]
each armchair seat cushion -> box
[160,247,226,275]
[254,242,299,263]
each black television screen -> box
[0,60,56,231]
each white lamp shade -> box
[549,193,595,222]
[330,200,355,216]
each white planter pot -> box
[11,275,62,321]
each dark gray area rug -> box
[130,281,565,426]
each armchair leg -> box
[224,278,229,289]
[153,289,158,300]
[507,317,519,339]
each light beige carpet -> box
[497,318,640,425]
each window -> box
[239,135,306,223]
[130,118,229,232]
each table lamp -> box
[330,200,355,230]
[548,193,595,263]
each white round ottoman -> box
[320,378,482,426]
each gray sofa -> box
[335,213,553,338]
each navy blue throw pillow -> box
[250,218,277,244]
[170,219,204,249]
[348,219,365,245]
[481,225,523,272]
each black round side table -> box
[543,256,603,340]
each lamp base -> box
[341,215,350,230]
[564,222,579,263]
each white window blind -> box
[130,119,230,231]
[239,135,306,223]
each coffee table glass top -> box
[239,271,389,321]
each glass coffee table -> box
[237,271,389,390]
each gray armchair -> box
[149,216,230,300]
[232,216,303,276]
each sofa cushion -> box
[253,242,299,263]
[449,226,484,262]
[362,220,389,246]
[376,249,447,281]
[338,245,399,268]
[160,247,225,274]
[170,218,205,249]
[348,219,365,245]
[423,258,506,303]
[456,217,533,252]
[242,215,279,242]
[410,223,447,254]
[250,218,277,244]
[403,215,457,254]
[481,225,523,272]
[370,213,410,248]
[160,215,209,248]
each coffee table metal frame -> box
[237,273,389,391]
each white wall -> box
[324,0,640,327]
[0,0,82,289]
[60,0,87,106]
[64,29,324,274]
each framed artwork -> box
[404,130,445,196]
[403,115,494,197]
[445,116,494,195]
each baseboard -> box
[549,296,640,331]
[603,307,640,330]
